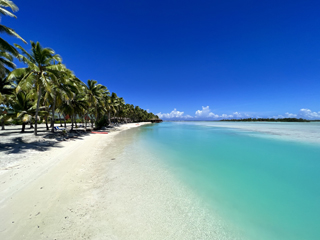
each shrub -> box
[95,115,108,129]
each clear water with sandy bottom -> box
[112,122,320,239]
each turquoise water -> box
[136,122,320,240]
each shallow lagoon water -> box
[135,122,320,239]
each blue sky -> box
[4,0,320,119]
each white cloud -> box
[280,109,320,119]
[156,108,193,119]
[275,112,298,118]
[194,106,250,119]
[232,112,242,118]
[298,109,320,119]
[285,112,297,118]
[195,106,219,118]
[157,107,320,120]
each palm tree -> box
[44,65,78,132]
[0,0,26,57]
[0,74,12,104]
[70,93,87,130]
[8,41,62,135]
[117,97,125,122]
[10,91,34,132]
[0,51,15,79]
[85,79,109,126]
[0,75,14,129]
[109,92,119,123]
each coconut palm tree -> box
[117,97,125,122]
[0,0,26,57]
[0,51,15,79]
[43,65,78,132]
[85,79,109,126]
[0,74,12,104]
[69,93,87,130]
[0,74,14,129]
[8,41,62,135]
[10,91,34,132]
[108,92,119,123]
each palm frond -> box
[0,25,26,43]
[0,56,15,68]
[0,0,19,12]
[0,37,17,55]
[15,43,35,63]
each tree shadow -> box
[0,137,62,155]
[0,131,91,155]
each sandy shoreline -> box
[0,122,235,240]
[0,123,151,239]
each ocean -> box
[113,121,320,239]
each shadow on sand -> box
[0,131,91,155]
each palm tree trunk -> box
[59,113,62,127]
[91,114,94,128]
[1,119,4,130]
[21,122,26,133]
[95,107,99,128]
[63,115,66,128]
[34,86,42,136]
[108,111,111,125]
[75,114,78,128]
[71,115,74,131]
[45,116,49,130]
[51,95,56,133]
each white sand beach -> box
[0,123,234,240]
[0,123,150,239]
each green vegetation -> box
[0,1,159,134]
[220,118,310,122]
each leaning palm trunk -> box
[85,112,88,127]
[45,116,49,130]
[58,113,62,127]
[83,114,86,128]
[71,115,74,131]
[75,114,78,128]
[34,86,42,135]
[63,114,67,128]
[51,95,56,132]
[90,114,94,128]
[96,106,99,124]
[21,122,26,133]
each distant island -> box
[220,118,311,122]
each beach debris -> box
[35,212,40,216]
[111,158,115,160]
